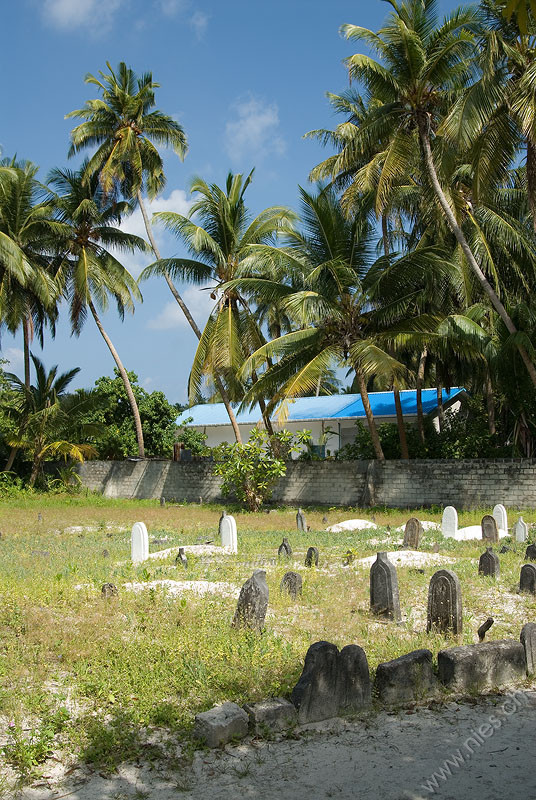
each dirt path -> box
[15,691,536,800]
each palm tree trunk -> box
[418,118,536,389]
[382,216,408,459]
[527,140,536,234]
[88,299,145,458]
[436,383,445,431]
[416,349,427,445]
[137,190,242,444]
[393,385,409,459]
[23,315,31,389]
[355,369,385,462]
[485,371,496,436]
[28,455,41,488]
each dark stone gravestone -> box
[101,583,118,598]
[278,537,293,558]
[280,571,302,599]
[478,547,500,578]
[101,549,110,558]
[521,622,536,674]
[481,515,499,544]
[499,545,511,554]
[478,617,494,642]
[296,508,306,532]
[232,570,269,631]
[402,518,422,550]
[370,552,401,622]
[322,515,328,524]
[175,547,188,568]
[427,569,463,635]
[305,546,319,567]
[525,543,536,561]
[520,563,536,595]
[160,497,166,507]
[374,649,440,704]
[290,641,371,723]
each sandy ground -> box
[356,550,455,569]
[14,692,536,800]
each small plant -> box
[212,428,301,511]
[3,708,70,780]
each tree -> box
[47,163,147,457]
[3,354,97,487]
[340,0,536,388]
[141,170,296,440]
[232,188,415,462]
[77,370,180,459]
[0,159,58,388]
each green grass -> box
[1,493,535,787]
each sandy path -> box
[16,691,536,800]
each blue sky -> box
[1,0,457,404]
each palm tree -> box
[47,163,147,457]
[339,0,536,388]
[4,354,97,487]
[231,187,415,462]
[0,159,59,388]
[140,170,296,442]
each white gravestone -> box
[220,513,238,554]
[514,517,528,543]
[492,504,508,534]
[131,521,149,563]
[442,506,458,539]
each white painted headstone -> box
[492,504,508,534]
[131,521,149,563]
[442,506,458,539]
[220,513,237,554]
[514,516,528,543]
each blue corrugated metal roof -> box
[178,388,465,427]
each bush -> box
[212,428,301,511]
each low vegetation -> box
[0,493,535,790]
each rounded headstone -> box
[442,506,458,539]
[481,515,499,544]
[478,547,500,578]
[280,571,302,599]
[101,583,118,598]
[427,569,462,635]
[131,521,149,563]
[278,537,292,558]
[492,504,508,533]
[370,552,401,622]
[305,546,319,567]
[514,517,528,543]
[403,518,422,550]
[520,563,536,595]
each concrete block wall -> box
[76,458,536,508]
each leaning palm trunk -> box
[436,383,445,431]
[383,218,408,459]
[136,191,243,444]
[416,349,427,446]
[88,299,145,458]
[417,118,536,390]
[485,371,496,436]
[355,370,385,462]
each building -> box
[177,388,466,456]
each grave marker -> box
[427,569,462,635]
[403,518,422,549]
[280,571,302,599]
[525,543,536,561]
[520,563,536,595]
[370,552,401,622]
[478,547,500,578]
[232,570,269,631]
[296,508,306,532]
[442,506,458,539]
[101,583,118,598]
[278,537,293,558]
[514,517,528,543]
[305,546,319,567]
[481,514,499,544]
[175,547,188,568]
[492,503,508,533]
[131,522,149,563]
[521,622,536,674]
[219,511,237,554]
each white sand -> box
[17,693,536,800]
[326,519,378,532]
[394,520,441,533]
[122,579,239,597]
[146,544,230,560]
[356,550,455,568]
[446,525,509,541]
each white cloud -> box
[224,95,286,166]
[159,0,189,17]
[1,347,24,371]
[190,10,208,37]
[116,189,193,278]
[147,286,215,330]
[42,0,123,33]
